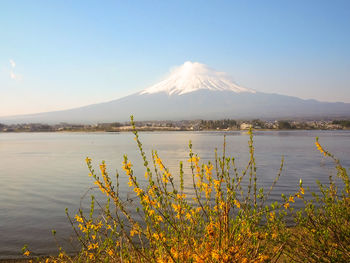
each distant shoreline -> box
[2,119,349,133]
[0,128,349,134]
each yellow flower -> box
[204,185,212,199]
[108,249,114,256]
[315,141,326,156]
[172,203,181,213]
[85,157,91,163]
[142,195,150,204]
[155,155,165,170]
[284,202,290,209]
[99,163,106,173]
[288,196,295,203]
[130,229,137,236]
[176,193,186,199]
[187,156,200,163]
[130,225,140,237]
[122,161,132,172]
[213,179,220,187]
[75,215,83,223]
[148,188,155,197]
[24,250,30,256]
[96,221,103,229]
[133,187,143,196]
[204,164,213,175]
[211,251,219,260]
[87,242,98,250]
[162,177,169,183]
[152,233,160,240]
[300,187,305,195]
[234,199,241,208]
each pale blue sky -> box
[1,0,349,116]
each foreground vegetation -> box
[23,117,350,262]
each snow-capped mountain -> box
[1,61,350,124]
[140,61,255,95]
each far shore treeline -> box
[0,119,350,133]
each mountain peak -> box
[140,61,255,96]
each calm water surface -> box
[0,130,349,258]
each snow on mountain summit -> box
[140,61,255,96]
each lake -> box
[0,130,350,259]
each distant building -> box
[240,123,253,130]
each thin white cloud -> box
[10,71,16,79]
[9,59,16,68]
[8,59,22,80]
[10,70,22,80]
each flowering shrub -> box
[22,117,349,263]
[284,137,350,262]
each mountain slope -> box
[1,62,350,124]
